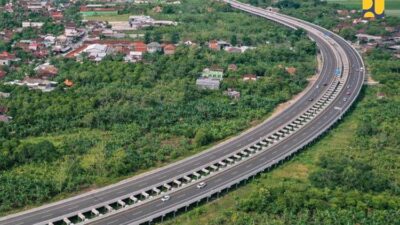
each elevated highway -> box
[0,1,364,225]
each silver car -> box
[161,195,170,202]
[197,182,207,189]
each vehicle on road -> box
[161,195,170,202]
[323,83,328,86]
[343,97,347,102]
[308,98,314,102]
[346,91,351,95]
[197,182,207,189]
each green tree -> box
[194,128,213,147]
[230,34,238,46]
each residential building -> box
[0,51,16,66]
[196,77,220,90]
[208,40,231,51]
[4,2,13,13]
[285,67,297,75]
[51,11,63,20]
[183,40,196,46]
[133,41,147,52]
[64,79,74,87]
[163,44,176,55]
[377,92,386,99]
[0,115,11,123]
[43,35,56,46]
[124,51,143,62]
[202,68,224,80]
[35,63,59,79]
[243,74,257,81]
[6,77,58,92]
[388,45,400,52]
[128,15,177,28]
[228,64,238,71]
[225,47,242,53]
[29,42,40,51]
[65,27,85,38]
[147,42,162,53]
[83,44,110,61]
[225,88,241,100]
[22,22,44,28]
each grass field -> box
[327,0,400,16]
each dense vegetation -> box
[162,1,400,225]
[0,0,317,214]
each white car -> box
[161,195,170,202]
[197,182,207,189]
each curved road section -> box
[0,1,364,225]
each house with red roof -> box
[51,11,63,21]
[285,67,297,75]
[29,42,40,51]
[133,41,147,53]
[163,44,176,55]
[35,63,58,79]
[0,51,16,66]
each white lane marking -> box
[40,214,53,219]
[177,193,187,199]
[116,190,125,194]
[107,219,121,225]
[131,210,143,216]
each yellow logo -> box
[363,0,385,19]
